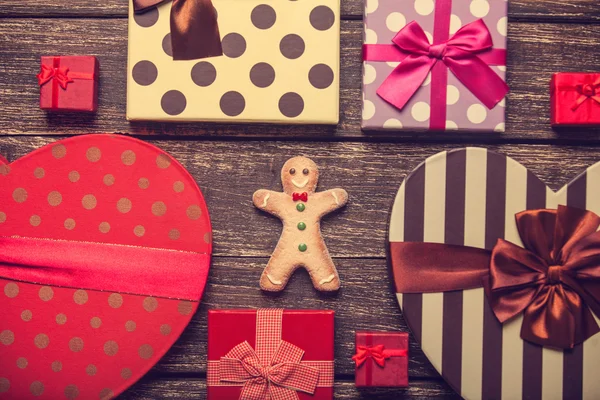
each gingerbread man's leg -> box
[259,246,299,291]
[304,248,340,291]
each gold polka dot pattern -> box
[143,297,158,312]
[69,170,80,182]
[64,218,76,230]
[51,361,63,372]
[64,384,80,399]
[0,330,14,345]
[30,215,41,227]
[108,293,123,308]
[34,333,49,349]
[73,290,88,305]
[56,313,67,325]
[117,198,132,213]
[39,286,54,301]
[86,364,98,376]
[21,310,32,321]
[4,282,18,298]
[69,337,84,352]
[90,317,102,329]
[34,167,45,179]
[16,357,28,369]
[30,381,44,396]
[104,340,119,356]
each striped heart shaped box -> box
[388,148,600,400]
[0,135,212,399]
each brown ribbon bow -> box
[133,0,223,60]
[391,205,600,349]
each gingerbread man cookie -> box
[253,156,348,291]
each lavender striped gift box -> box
[388,148,600,399]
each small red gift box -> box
[207,309,335,400]
[37,56,99,112]
[551,72,600,126]
[353,331,408,388]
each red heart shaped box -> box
[0,134,212,399]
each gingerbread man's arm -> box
[313,188,349,216]
[253,189,285,216]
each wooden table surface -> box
[1,0,600,398]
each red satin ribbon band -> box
[391,205,600,349]
[132,0,222,60]
[352,345,407,368]
[556,78,600,111]
[362,0,509,130]
[0,236,209,301]
[37,58,95,109]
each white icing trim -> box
[292,178,309,188]
[267,274,282,285]
[261,193,270,208]
[319,274,335,285]
[332,192,339,205]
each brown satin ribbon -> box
[391,205,600,349]
[133,0,223,60]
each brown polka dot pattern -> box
[99,222,111,233]
[310,5,335,30]
[0,330,14,345]
[156,154,171,169]
[34,167,45,179]
[169,229,181,240]
[134,6,159,27]
[90,317,102,329]
[250,63,275,88]
[56,313,67,325]
[64,384,80,399]
[39,286,54,301]
[138,344,154,359]
[121,368,133,380]
[21,310,32,322]
[204,232,212,244]
[222,33,247,58]
[251,5,276,29]
[103,174,115,186]
[51,361,62,372]
[17,357,28,369]
[138,177,150,189]
[0,212,6,223]
[34,333,49,349]
[86,364,97,376]
[151,201,167,216]
[191,62,217,87]
[121,150,137,166]
[3,283,17,298]
[69,171,80,182]
[86,147,101,163]
[280,34,305,59]
[309,64,334,89]
[13,188,27,203]
[134,225,146,237]
[117,198,133,213]
[161,90,187,116]
[99,388,115,400]
[48,191,62,206]
[178,301,194,316]
[132,60,158,86]
[30,381,44,396]
[125,321,137,332]
[143,297,158,312]
[160,324,172,336]
[108,293,123,308]
[173,181,184,193]
[0,165,10,176]
[162,33,173,57]
[30,215,41,227]
[52,144,67,159]
[64,218,76,230]
[69,337,84,352]
[187,205,202,220]
[0,377,9,393]
[220,91,245,117]
[74,290,88,305]
[104,340,119,356]
[279,92,305,118]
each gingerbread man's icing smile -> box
[253,156,349,291]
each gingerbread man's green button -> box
[297,222,306,231]
[296,203,305,212]
[298,243,307,252]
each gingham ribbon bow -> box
[36,65,74,89]
[219,340,320,400]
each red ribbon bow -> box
[219,340,320,400]
[376,19,509,111]
[352,345,408,368]
[37,65,74,89]
[292,192,308,202]
[572,80,600,111]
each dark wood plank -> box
[2,18,600,141]
[120,376,459,399]
[1,0,599,22]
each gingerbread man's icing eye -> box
[289,168,296,175]
[302,168,309,175]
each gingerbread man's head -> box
[281,156,319,195]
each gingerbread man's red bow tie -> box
[37,65,74,90]
[293,192,308,202]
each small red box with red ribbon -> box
[353,331,408,388]
[551,72,600,126]
[207,309,335,399]
[37,56,99,112]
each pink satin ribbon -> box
[37,58,95,109]
[363,0,509,130]
[0,236,209,300]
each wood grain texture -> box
[1,0,599,21]
[2,18,600,141]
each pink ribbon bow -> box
[219,340,320,400]
[572,80,600,111]
[37,64,74,89]
[377,19,509,111]
[352,345,408,368]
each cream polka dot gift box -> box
[362,0,508,132]
[127,0,340,124]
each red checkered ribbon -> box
[208,309,334,400]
